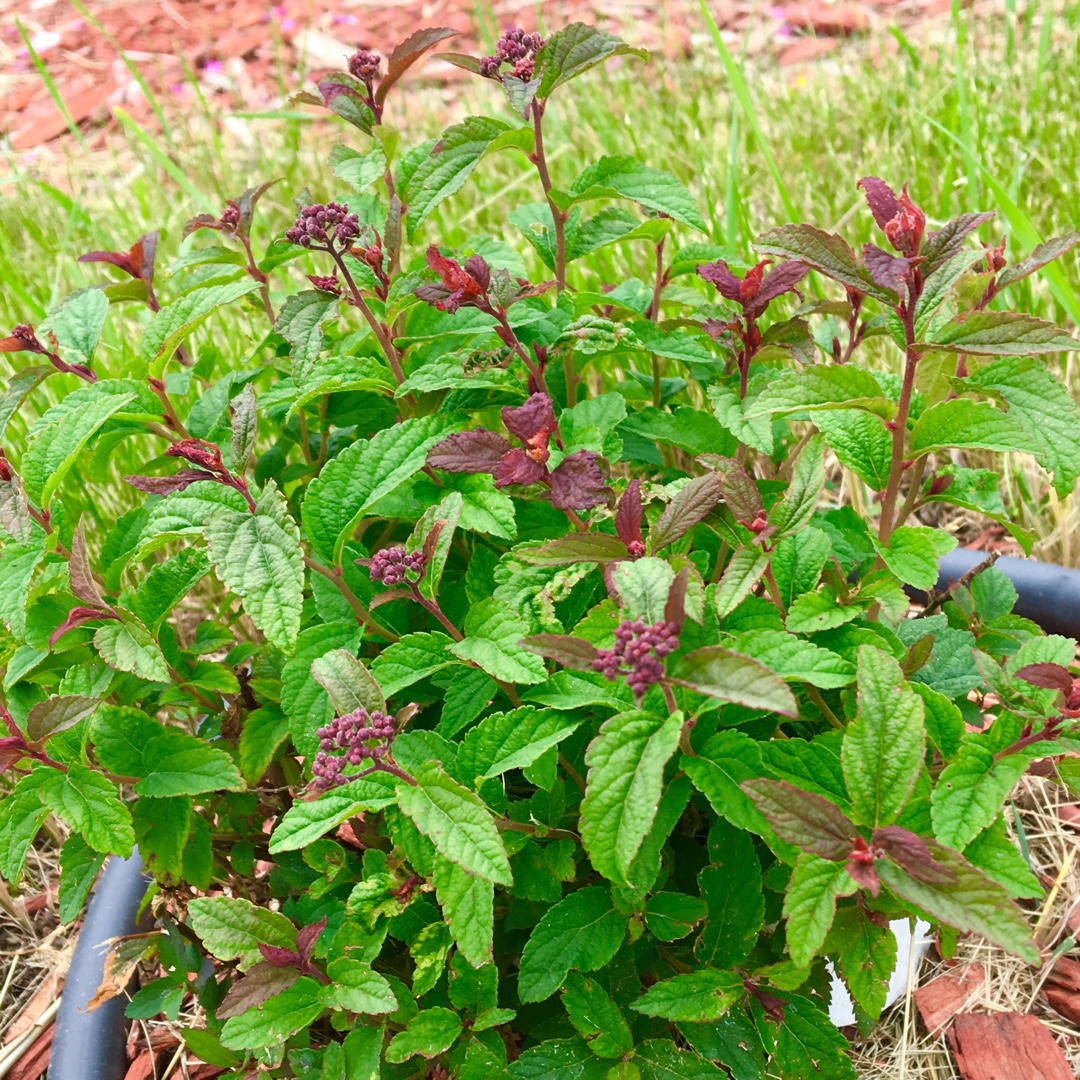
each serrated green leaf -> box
[321,958,398,1014]
[631,969,742,1022]
[580,710,682,884]
[42,288,108,366]
[828,906,897,1020]
[744,367,893,421]
[269,772,401,852]
[140,281,261,375]
[135,729,245,796]
[518,886,628,1002]
[41,762,134,856]
[396,760,511,885]
[58,833,106,923]
[188,895,296,968]
[536,23,649,96]
[926,311,1079,355]
[94,619,169,682]
[459,707,581,783]
[769,434,825,538]
[728,629,854,689]
[386,1006,463,1062]
[275,290,340,378]
[560,972,633,1058]
[206,482,304,652]
[714,548,769,618]
[219,976,324,1049]
[783,853,857,968]
[25,693,98,744]
[909,398,1036,457]
[873,525,958,590]
[329,141,387,192]
[134,549,211,634]
[370,632,458,698]
[434,854,494,967]
[696,829,764,968]
[448,598,547,685]
[22,393,135,506]
[877,837,1039,965]
[842,647,926,827]
[963,820,1041,899]
[814,409,892,490]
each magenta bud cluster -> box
[479,27,544,80]
[308,274,342,294]
[311,706,397,790]
[285,202,360,249]
[219,204,241,232]
[369,545,427,586]
[592,619,680,701]
[348,48,380,85]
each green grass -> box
[2,8,1080,556]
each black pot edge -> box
[47,848,150,1080]
[45,553,1080,1078]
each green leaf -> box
[280,622,363,734]
[842,647,926,827]
[0,365,50,439]
[708,384,773,454]
[696,828,764,968]
[386,1006,463,1062]
[434,854,495,967]
[770,528,831,608]
[42,288,108,366]
[206,482,304,652]
[644,892,708,942]
[134,729,245,796]
[140,281,262,375]
[302,415,459,564]
[828,906,897,1020]
[873,525,958,590]
[41,763,134,856]
[58,834,106,924]
[744,367,892,421]
[631,969,742,1023]
[926,311,1079,355]
[773,996,857,1080]
[997,231,1080,287]
[674,646,797,716]
[963,356,1080,497]
[459,707,581,783]
[580,710,683,884]
[714,548,769,618]
[783,854,857,968]
[448,598,547,685]
[269,772,401,852]
[730,630,855,686]
[290,356,395,415]
[396,760,512,885]
[519,534,629,568]
[0,541,43,639]
[914,248,987,334]
[909,399,1035,457]
[133,796,192,883]
[784,590,864,634]
[21,392,135,506]
[518,886,628,1002]
[561,972,633,1058]
[509,1039,606,1080]
[275,290,340,378]
[912,683,965,760]
[188,895,296,968]
[814,410,892,490]
[682,733,770,836]
[536,23,648,96]
[405,117,523,234]
[930,739,1030,851]
[320,958,398,1014]
[559,155,706,233]
[134,549,211,634]
[220,977,324,1050]
[311,649,385,716]
[371,632,458,698]
[877,838,1039,965]
[94,619,169,682]
[329,141,387,192]
[769,434,825,538]
[754,224,894,302]
[409,921,452,996]
[611,557,675,622]
[963,821,1041,899]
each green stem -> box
[805,685,844,731]
[878,297,921,545]
[530,102,567,292]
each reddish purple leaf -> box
[745,260,809,317]
[664,567,690,635]
[1015,663,1074,695]
[502,393,557,448]
[921,212,996,275]
[858,176,902,233]
[863,244,910,296]
[375,27,460,105]
[548,450,610,510]
[258,943,302,968]
[494,447,548,488]
[49,606,118,648]
[615,479,644,554]
[124,469,218,496]
[520,634,599,671]
[295,917,327,962]
[741,778,856,861]
[697,259,743,303]
[873,825,956,885]
[649,474,721,551]
[427,429,511,473]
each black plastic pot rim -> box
[46,552,1080,1078]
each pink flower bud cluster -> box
[592,619,680,701]
[347,48,380,86]
[285,202,360,249]
[479,27,544,80]
[311,706,396,790]
[369,545,427,586]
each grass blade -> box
[14,18,88,150]
[112,107,213,209]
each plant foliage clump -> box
[2,22,1080,1079]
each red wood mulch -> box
[1,0,964,154]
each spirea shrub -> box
[2,21,1080,1079]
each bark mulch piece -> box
[947,1012,1074,1080]
[912,961,987,1035]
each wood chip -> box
[913,962,986,1035]
[947,1012,1074,1080]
